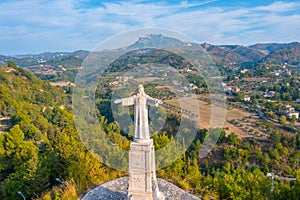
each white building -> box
[280,105,299,119]
[244,95,251,102]
[240,69,248,74]
[264,91,275,98]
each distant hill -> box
[225,45,266,62]
[45,56,83,68]
[260,43,300,66]
[0,50,89,68]
[201,43,250,65]
[249,42,299,55]
[15,50,89,61]
[127,34,184,49]
[205,44,282,65]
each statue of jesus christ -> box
[114,84,163,141]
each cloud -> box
[251,1,300,12]
[0,0,299,55]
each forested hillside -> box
[261,43,300,66]
[0,62,123,199]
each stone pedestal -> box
[128,139,164,200]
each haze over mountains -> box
[0,34,299,77]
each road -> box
[274,175,297,182]
[256,104,282,127]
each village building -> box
[279,105,299,119]
[244,95,251,102]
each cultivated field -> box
[165,95,257,138]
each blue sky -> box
[0,0,299,55]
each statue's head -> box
[138,84,145,94]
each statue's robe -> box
[119,93,161,140]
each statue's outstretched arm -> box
[146,96,163,107]
[114,95,136,106]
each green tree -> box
[228,132,241,146]
[291,115,297,124]
[279,116,287,124]
[7,60,17,68]
[253,98,259,105]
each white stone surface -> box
[81,177,201,200]
[115,84,162,141]
[128,139,162,199]
[115,84,164,199]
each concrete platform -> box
[82,177,201,200]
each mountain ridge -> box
[0,35,299,82]
[1,34,298,63]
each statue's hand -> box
[154,99,163,106]
[114,99,122,104]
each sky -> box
[0,0,299,55]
